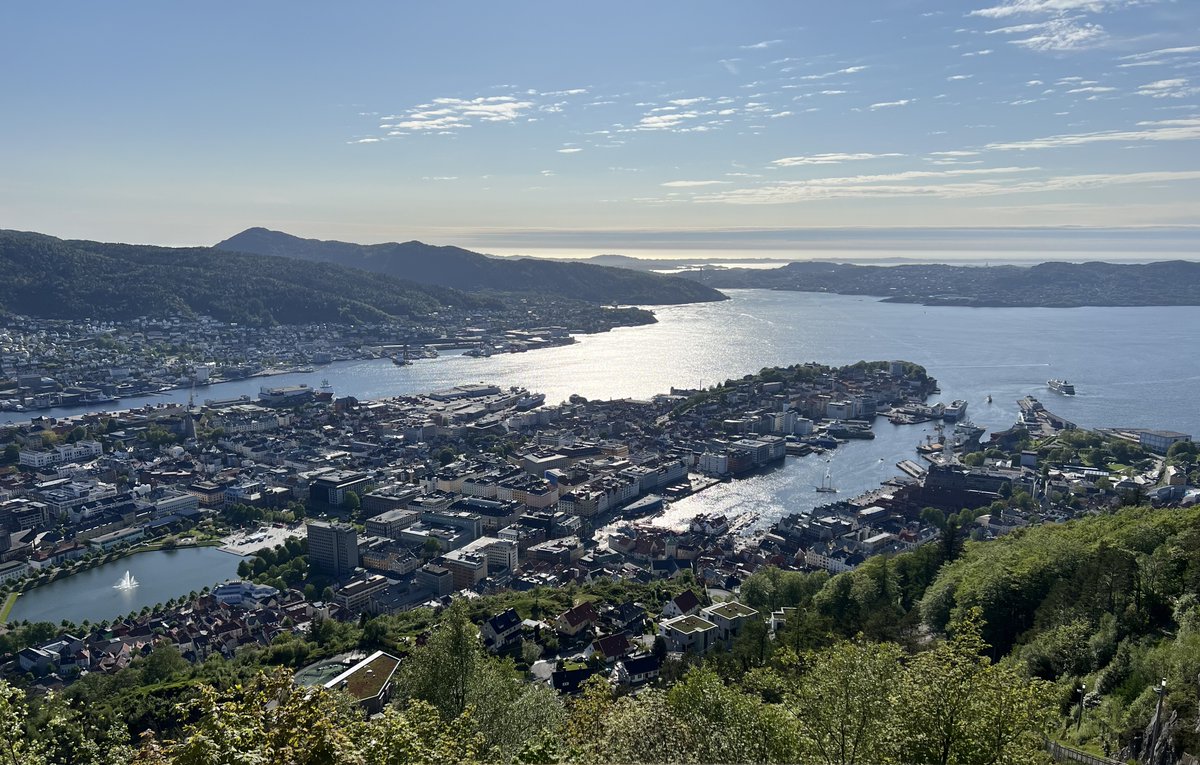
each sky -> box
[2,1,1199,259]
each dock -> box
[896,459,926,478]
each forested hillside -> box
[0,229,498,325]
[215,227,728,306]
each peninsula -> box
[680,259,1200,307]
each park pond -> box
[7,546,246,626]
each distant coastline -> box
[679,259,1200,308]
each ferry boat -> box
[1047,379,1075,395]
[942,400,969,422]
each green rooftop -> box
[705,601,759,620]
[326,651,401,702]
[666,614,717,634]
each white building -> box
[19,440,102,468]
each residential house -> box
[612,653,661,686]
[556,602,599,637]
[481,608,523,652]
[662,589,702,619]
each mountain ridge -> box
[0,229,648,330]
[214,227,727,306]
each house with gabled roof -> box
[586,632,632,663]
[555,602,599,637]
[612,653,660,686]
[481,608,523,652]
[662,589,702,619]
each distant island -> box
[216,228,727,307]
[678,259,1200,307]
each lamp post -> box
[1076,682,1087,731]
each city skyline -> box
[3,1,1200,258]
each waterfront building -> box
[1137,430,1192,454]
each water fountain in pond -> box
[113,570,139,590]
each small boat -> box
[986,394,992,403]
[320,379,332,389]
[392,355,411,366]
[815,471,838,493]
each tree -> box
[1,444,18,464]
[920,506,947,531]
[939,517,964,563]
[652,635,668,663]
[784,639,904,765]
[343,491,360,513]
[396,601,479,719]
[138,644,188,685]
[422,537,442,559]
[893,610,1056,765]
[731,617,772,669]
[0,680,42,765]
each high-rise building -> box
[306,520,359,578]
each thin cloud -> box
[693,168,1200,205]
[989,17,1107,51]
[742,39,783,49]
[1137,78,1198,98]
[985,118,1200,149]
[557,147,583,153]
[870,99,914,110]
[969,0,1148,19]
[1121,46,1200,62]
[661,180,731,187]
[800,65,870,81]
[772,152,904,166]
[382,95,535,134]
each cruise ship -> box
[1047,379,1075,395]
[941,400,968,422]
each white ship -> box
[1047,379,1075,395]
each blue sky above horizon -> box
[3,1,1200,258]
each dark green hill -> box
[683,259,1200,306]
[0,229,503,325]
[214,227,727,306]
